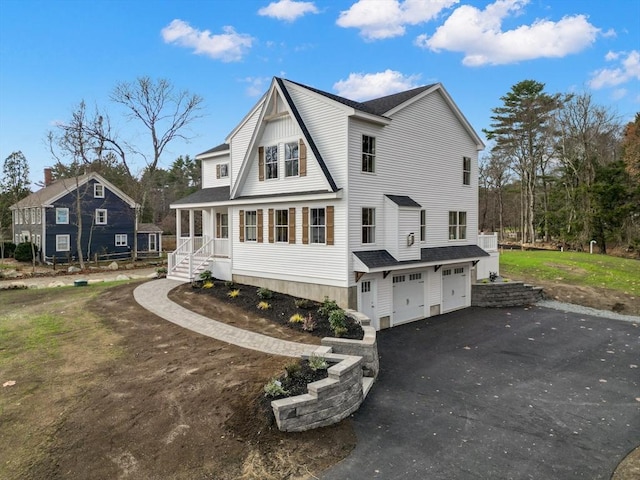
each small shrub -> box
[202,281,214,289]
[156,267,167,277]
[308,354,328,371]
[1,242,17,258]
[227,289,240,298]
[333,326,348,337]
[284,362,301,378]
[318,297,340,317]
[289,313,305,324]
[294,298,315,309]
[328,308,347,329]
[481,278,489,284]
[257,301,271,310]
[264,378,288,398]
[14,242,39,262]
[302,313,316,332]
[224,281,236,289]
[199,270,213,282]
[257,287,274,299]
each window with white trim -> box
[463,157,471,186]
[217,213,229,239]
[245,211,257,242]
[96,209,107,225]
[56,234,70,251]
[310,207,326,244]
[265,145,278,179]
[115,234,128,246]
[448,211,467,240]
[362,207,376,244]
[94,183,105,198]
[362,135,376,173]
[56,208,69,224]
[220,163,229,178]
[420,209,426,242]
[275,209,289,243]
[36,208,42,224]
[285,142,299,177]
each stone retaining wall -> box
[472,281,544,308]
[321,322,379,377]
[271,348,364,432]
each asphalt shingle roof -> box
[171,186,231,205]
[354,245,490,270]
[385,194,422,208]
[197,143,229,157]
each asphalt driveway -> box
[321,306,640,480]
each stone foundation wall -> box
[472,281,544,308]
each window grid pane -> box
[275,209,288,242]
[310,208,326,244]
[265,146,278,179]
[362,207,375,244]
[245,211,257,241]
[285,142,299,177]
[362,135,375,173]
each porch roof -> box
[171,186,231,207]
[353,245,490,271]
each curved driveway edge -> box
[133,279,315,357]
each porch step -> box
[168,255,212,281]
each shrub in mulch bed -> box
[191,279,364,340]
[264,358,330,400]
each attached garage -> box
[442,266,468,312]
[392,272,425,325]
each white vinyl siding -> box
[202,156,232,188]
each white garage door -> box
[392,272,425,325]
[442,266,467,312]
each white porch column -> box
[176,209,182,240]
[189,210,195,239]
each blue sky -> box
[1,0,638,187]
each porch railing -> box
[168,236,229,279]
[478,233,498,252]
[214,238,230,257]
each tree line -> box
[480,80,639,255]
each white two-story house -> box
[169,77,498,330]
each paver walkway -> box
[133,279,316,357]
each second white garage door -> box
[392,272,425,325]
[442,266,467,312]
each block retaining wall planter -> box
[271,317,379,432]
[472,281,545,308]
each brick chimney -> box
[44,167,53,186]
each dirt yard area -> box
[1,282,355,480]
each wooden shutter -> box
[216,164,221,179]
[257,209,263,243]
[302,207,309,244]
[239,210,245,242]
[258,147,265,181]
[299,139,307,177]
[327,205,334,245]
[289,208,296,244]
[268,209,274,243]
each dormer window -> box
[94,183,105,198]
[217,163,229,178]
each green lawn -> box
[500,250,640,297]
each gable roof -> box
[138,223,163,233]
[10,172,138,210]
[197,143,229,158]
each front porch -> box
[167,206,230,282]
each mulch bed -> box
[189,279,364,340]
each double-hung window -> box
[420,209,426,242]
[216,213,229,239]
[310,208,326,244]
[463,157,471,186]
[56,234,70,251]
[362,135,376,173]
[275,209,289,242]
[94,183,105,198]
[362,207,376,244]
[245,211,257,241]
[115,234,128,246]
[220,163,229,178]
[96,209,107,225]
[285,142,299,177]
[56,208,69,224]
[265,145,278,179]
[448,211,467,240]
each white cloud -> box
[258,0,319,22]
[336,0,458,41]
[242,77,270,97]
[333,70,421,101]
[589,50,640,89]
[417,0,599,66]
[161,20,254,62]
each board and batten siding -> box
[238,114,330,197]
[346,89,480,279]
[230,200,349,287]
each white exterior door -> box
[359,279,377,329]
[442,266,467,312]
[392,272,425,325]
[148,233,157,251]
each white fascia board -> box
[171,189,342,210]
[196,149,230,161]
[364,257,478,274]
[350,110,391,126]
